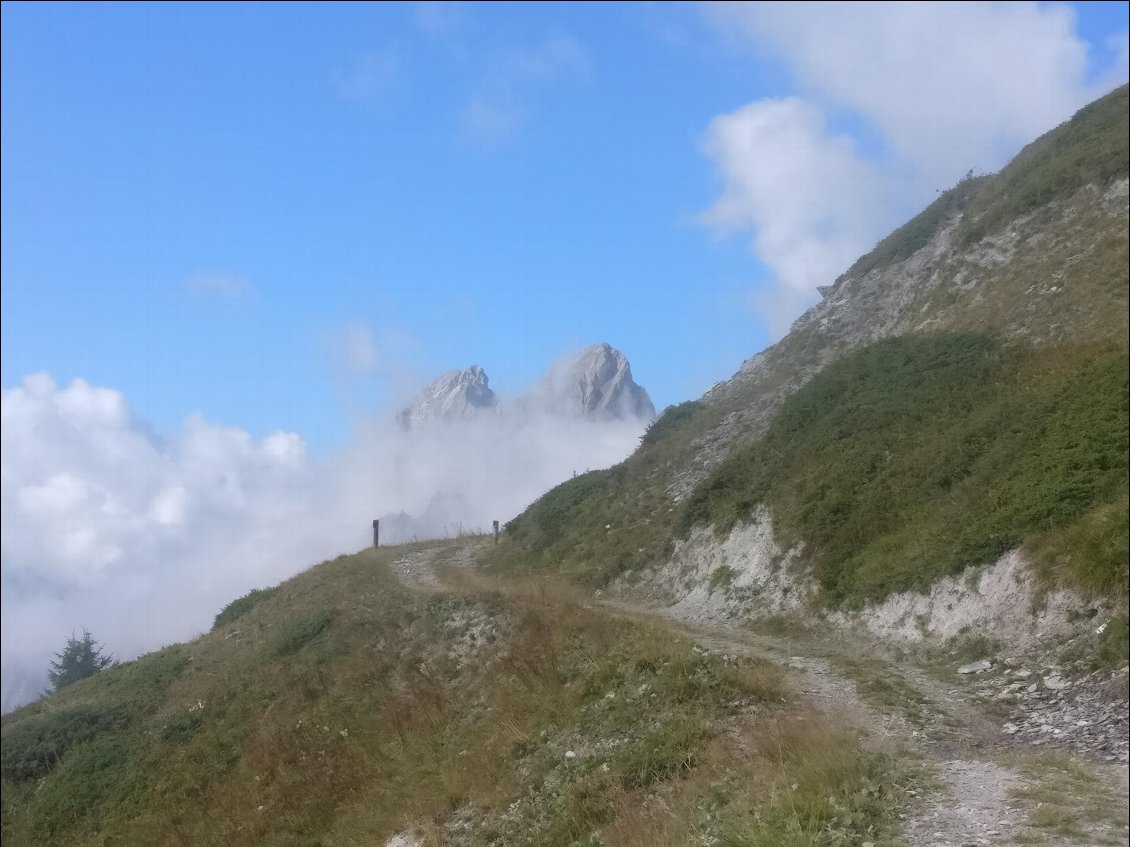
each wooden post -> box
[372,519,380,549]
[492,520,500,545]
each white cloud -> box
[706,1,1121,189]
[701,98,893,335]
[700,1,1128,337]
[335,49,401,103]
[462,36,590,146]
[186,272,250,298]
[1097,31,1130,93]
[1,369,645,712]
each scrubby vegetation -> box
[272,610,333,656]
[1,647,189,836]
[488,462,680,586]
[835,85,1128,286]
[683,333,1128,605]
[1,543,916,846]
[838,173,987,283]
[641,400,706,447]
[959,84,1129,246]
[213,586,279,629]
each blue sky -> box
[3,1,1127,450]
[1,2,762,447]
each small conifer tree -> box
[47,629,114,691]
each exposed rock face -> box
[632,507,811,625]
[527,343,656,421]
[397,366,497,428]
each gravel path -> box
[390,538,1129,847]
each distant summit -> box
[397,343,655,428]
[397,365,497,429]
[526,343,656,421]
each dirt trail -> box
[391,540,1129,847]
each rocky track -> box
[391,539,1129,847]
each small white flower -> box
[564,750,577,760]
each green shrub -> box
[159,712,203,745]
[213,586,279,629]
[29,735,141,837]
[0,704,131,781]
[273,611,333,656]
[709,565,737,592]
[0,647,186,782]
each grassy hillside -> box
[491,333,1128,611]
[682,334,1128,605]
[838,83,1128,284]
[487,86,1129,615]
[1,542,913,846]
[485,401,716,586]
[959,84,1129,246]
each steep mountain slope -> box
[488,85,1129,634]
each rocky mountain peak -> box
[398,343,655,428]
[528,342,656,421]
[397,365,498,429]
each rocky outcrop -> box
[397,366,497,429]
[526,343,655,421]
[629,507,810,624]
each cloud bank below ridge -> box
[1,371,646,712]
